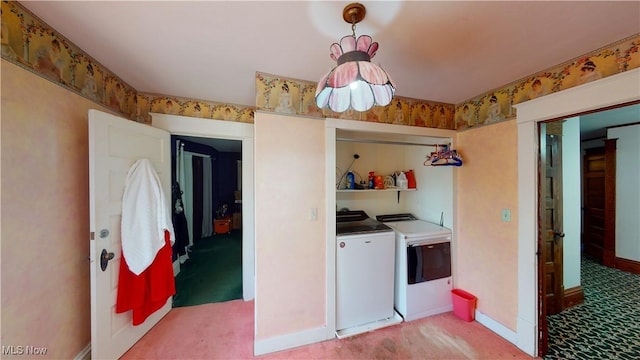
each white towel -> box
[121,159,175,275]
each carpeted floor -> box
[545,256,640,359]
[122,300,533,360]
[172,230,243,307]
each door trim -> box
[150,113,256,301]
[513,67,640,357]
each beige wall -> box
[455,119,519,330]
[0,56,521,354]
[254,112,327,340]
[1,60,113,358]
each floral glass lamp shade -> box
[315,3,396,113]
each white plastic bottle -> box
[396,171,408,189]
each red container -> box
[214,218,231,234]
[451,289,477,322]
[406,169,417,189]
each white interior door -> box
[89,109,172,359]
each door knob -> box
[100,249,115,271]
[553,232,565,244]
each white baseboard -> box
[254,325,329,356]
[474,310,518,345]
[74,343,91,360]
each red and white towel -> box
[116,158,176,325]
[121,158,175,275]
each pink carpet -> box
[122,300,535,359]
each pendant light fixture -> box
[315,3,396,113]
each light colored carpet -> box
[123,299,533,359]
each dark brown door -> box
[538,122,565,355]
[583,140,617,267]
[583,147,605,262]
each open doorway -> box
[537,103,640,357]
[513,68,638,357]
[170,135,243,307]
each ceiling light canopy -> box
[315,3,396,113]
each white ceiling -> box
[21,1,639,106]
[579,103,640,141]
[19,1,640,142]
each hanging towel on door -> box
[121,158,175,275]
[116,230,175,325]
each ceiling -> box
[579,104,639,141]
[19,1,640,144]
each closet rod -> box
[336,137,449,147]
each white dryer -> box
[377,213,453,321]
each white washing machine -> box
[377,213,453,321]
[335,210,402,337]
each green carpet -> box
[545,255,640,359]
[172,230,243,307]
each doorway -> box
[536,104,639,356]
[171,135,243,307]
[513,68,639,357]
[151,113,255,302]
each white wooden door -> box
[89,109,172,359]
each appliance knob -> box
[339,242,345,248]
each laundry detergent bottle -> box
[368,171,375,189]
[346,171,355,189]
[396,171,408,189]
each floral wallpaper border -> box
[1,1,254,124]
[454,34,639,130]
[256,72,455,129]
[2,1,638,130]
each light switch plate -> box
[501,209,511,222]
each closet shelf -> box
[336,188,417,193]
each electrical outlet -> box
[501,209,511,222]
